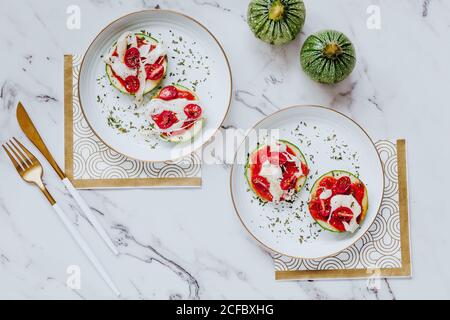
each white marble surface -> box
[0,0,449,299]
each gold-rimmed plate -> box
[230,105,384,259]
[78,10,232,162]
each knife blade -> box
[16,102,119,255]
[16,102,65,179]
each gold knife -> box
[16,102,119,255]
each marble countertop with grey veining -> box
[0,0,449,299]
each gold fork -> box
[2,138,120,297]
[3,138,55,204]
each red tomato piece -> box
[124,47,140,68]
[319,176,336,189]
[145,63,165,80]
[351,182,365,205]
[285,145,296,156]
[328,216,345,232]
[280,174,297,191]
[309,199,331,219]
[159,86,178,100]
[328,207,354,232]
[151,110,178,129]
[301,162,309,175]
[251,176,273,202]
[308,200,321,219]
[184,104,202,119]
[155,56,165,65]
[124,76,140,94]
[333,176,351,195]
[177,90,196,101]
[334,207,353,220]
[136,36,147,47]
[283,161,299,176]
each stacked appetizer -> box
[308,171,368,233]
[104,32,168,105]
[147,85,204,143]
[246,140,309,203]
[104,31,204,143]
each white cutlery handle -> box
[62,178,119,256]
[52,203,121,297]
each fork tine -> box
[13,137,37,163]
[6,141,28,169]
[9,139,32,166]
[2,144,23,172]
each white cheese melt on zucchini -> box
[259,160,284,202]
[329,194,361,233]
[104,31,166,105]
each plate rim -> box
[229,104,385,260]
[78,9,233,162]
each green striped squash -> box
[300,30,356,84]
[247,0,306,45]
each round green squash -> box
[247,0,306,45]
[300,30,356,84]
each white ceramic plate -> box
[79,10,232,162]
[230,105,384,259]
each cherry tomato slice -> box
[177,90,196,101]
[151,110,178,129]
[159,85,178,100]
[145,63,165,80]
[309,199,331,219]
[280,174,297,191]
[334,176,351,195]
[319,176,336,189]
[184,104,202,119]
[301,162,309,175]
[351,182,365,204]
[328,216,345,232]
[283,161,299,176]
[124,47,140,69]
[251,176,273,202]
[333,207,353,221]
[124,76,140,94]
[285,145,296,156]
[155,56,165,65]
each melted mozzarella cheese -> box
[105,56,136,79]
[259,160,283,202]
[329,194,361,233]
[117,32,133,60]
[319,188,333,200]
[139,44,167,64]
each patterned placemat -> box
[64,55,202,189]
[273,140,411,280]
